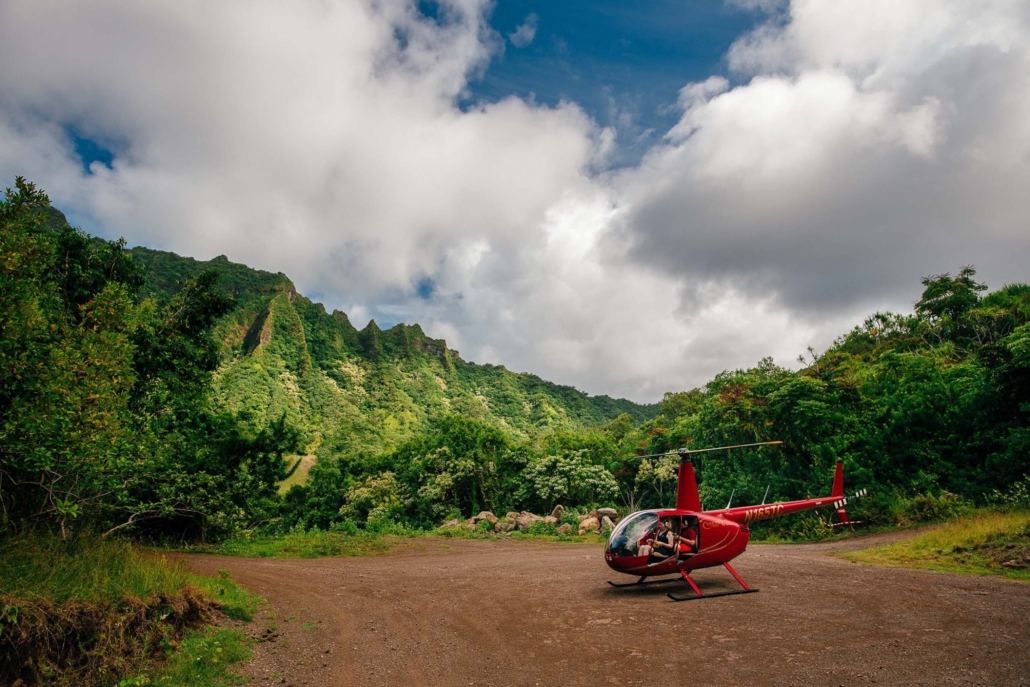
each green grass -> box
[120,627,252,687]
[0,533,258,620]
[278,454,316,494]
[0,533,198,603]
[839,509,1030,581]
[190,530,396,558]
[433,525,607,545]
[0,533,260,686]
[183,524,608,560]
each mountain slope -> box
[130,247,658,456]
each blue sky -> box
[69,1,761,175]
[466,0,763,165]
[67,1,762,177]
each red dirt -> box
[186,533,1030,686]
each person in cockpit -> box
[648,518,677,562]
[677,526,697,557]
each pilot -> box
[649,519,677,561]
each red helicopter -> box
[605,441,867,601]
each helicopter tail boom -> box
[708,461,868,526]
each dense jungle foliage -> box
[2,177,1028,541]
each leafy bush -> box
[898,493,967,525]
[329,519,359,535]
[526,521,558,536]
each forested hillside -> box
[2,178,1028,541]
[130,246,657,457]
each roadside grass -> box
[749,521,905,545]
[0,532,258,621]
[188,530,396,558]
[184,524,608,559]
[0,532,259,686]
[121,627,252,687]
[433,525,607,545]
[839,509,1030,581]
[0,533,195,603]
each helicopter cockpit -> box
[606,511,700,565]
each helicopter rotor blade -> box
[631,440,784,460]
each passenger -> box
[649,519,677,561]
[678,526,697,557]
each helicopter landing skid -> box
[666,563,759,602]
[668,588,759,601]
[607,575,685,588]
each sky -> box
[1,0,1029,402]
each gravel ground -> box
[186,532,1030,687]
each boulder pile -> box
[439,506,621,536]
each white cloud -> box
[508,13,539,48]
[616,0,1030,317]
[0,0,1028,402]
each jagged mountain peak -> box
[130,246,659,455]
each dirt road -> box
[187,533,1030,686]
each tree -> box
[916,266,987,348]
[517,450,619,511]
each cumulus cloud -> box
[615,0,1030,315]
[0,0,1027,401]
[508,13,539,48]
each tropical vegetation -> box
[2,176,1029,681]
[3,177,1029,540]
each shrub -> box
[526,521,558,536]
[898,493,966,525]
[329,519,359,535]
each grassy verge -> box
[183,525,608,559]
[120,627,252,687]
[433,525,607,545]
[838,509,1030,581]
[185,530,397,558]
[0,533,258,686]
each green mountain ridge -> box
[129,246,659,457]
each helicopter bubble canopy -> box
[606,511,658,558]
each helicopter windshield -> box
[606,512,658,558]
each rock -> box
[495,522,515,533]
[515,512,543,532]
[578,516,600,535]
[601,515,615,532]
[1002,560,1023,568]
[550,504,565,519]
[543,516,558,525]
[556,523,573,535]
[505,512,520,523]
[440,519,461,529]
[597,507,618,520]
[465,523,476,532]
[473,511,498,525]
